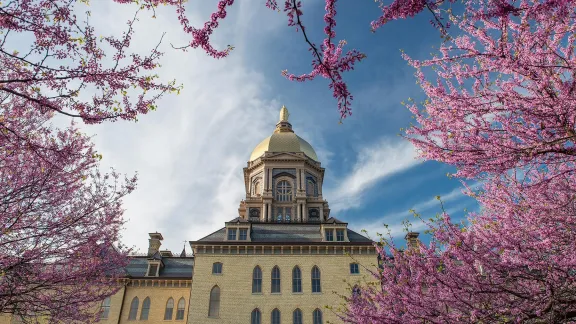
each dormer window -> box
[336,229,345,242]
[325,230,333,241]
[239,229,248,240]
[147,262,160,277]
[227,228,237,240]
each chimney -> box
[405,232,420,250]
[148,232,164,256]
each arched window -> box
[251,308,261,324]
[293,308,303,324]
[271,266,281,293]
[164,298,174,320]
[311,266,321,293]
[128,297,139,320]
[313,309,323,324]
[271,308,281,324]
[292,266,302,293]
[176,298,186,320]
[253,181,261,196]
[252,266,262,293]
[140,297,151,320]
[306,178,316,196]
[208,286,220,317]
[100,297,111,319]
[275,180,292,202]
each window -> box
[176,298,185,320]
[164,298,174,320]
[352,285,361,297]
[350,263,359,274]
[306,179,316,196]
[293,308,303,324]
[100,297,111,319]
[253,181,261,196]
[313,309,323,324]
[212,262,223,274]
[271,266,281,293]
[239,229,248,240]
[325,230,333,241]
[147,263,158,276]
[128,297,139,320]
[292,266,302,293]
[140,297,150,320]
[252,266,262,293]
[285,207,291,222]
[208,286,220,317]
[276,180,292,202]
[311,266,321,293]
[271,308,281,324]
[228,228,237,240]
[251,309,261,324]
[336,229,345,241]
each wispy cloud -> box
[328,138,419,212]
[352,184,481,240]
[68,1,284,254]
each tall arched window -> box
[176,298,186,320]
[164,298,174,320]
[252,266,262,293]
[140,297,151,320]
[293,308,303,324]
[128,297,139,320]
[306,178,316,196]
[292,266,302,293]
[208,286,220,317]
[271,308,281,324]
[100,297,111,319]
[313,309,323,324]
[253,181,261,196]
[251,308,261,324]
[275,180,292,202]
[311,266,321,293]
[271,266,281,293]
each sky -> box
[71,0,480,254]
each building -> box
[0,106,377,324]
[186,106,377,324]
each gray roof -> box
[125,257,194,278]
[194,221,372,244]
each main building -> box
[1,107,378,324]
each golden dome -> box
[249,106,319,162]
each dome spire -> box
[279,105,289,122]
[275,105,293,134]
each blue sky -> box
[79,0,479,254]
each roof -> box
[194,222,373,244]
[125,256,194,279]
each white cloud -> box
[327,138,419,212]
[68,1,285,254]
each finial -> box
[279,105,289,122]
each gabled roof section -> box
[324,217,347,224]
[193,223,373,244]
[225,217,249,224]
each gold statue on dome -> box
[279,105,289,122]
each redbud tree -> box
[339,0,576,322]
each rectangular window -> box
[147,264,158,277]
[227,228,237,240]
[325,230,333,241]
[336,229,345,242]
[239,229,248,240]
[212,262,222,274]
[350,263,359,274]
